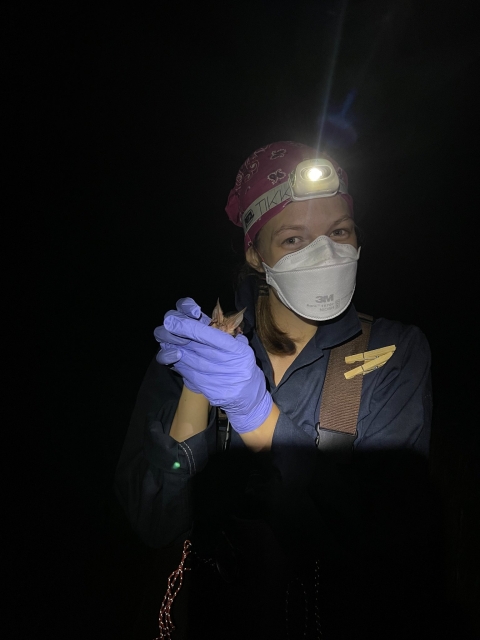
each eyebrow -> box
[272,224,308,238]
[271,216,353,238]
[331,215,353,226]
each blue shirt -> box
[115,276,432,548]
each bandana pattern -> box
[241,145,271,183]
[267,169,286,184]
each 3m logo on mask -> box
[315,294,334,303]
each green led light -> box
[172,461,181,469]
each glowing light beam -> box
[317,0,349,151]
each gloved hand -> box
[154,297,211,349]
[155,311,273,434]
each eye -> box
[330,227,352,241]
[282,236,301,246]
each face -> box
[247,195,357,270]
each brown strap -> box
[318,315,373,435]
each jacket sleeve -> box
[114,354,217,548]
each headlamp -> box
[289,158,344,201]
[240,156,350,238]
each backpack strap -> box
[315,313,373,462]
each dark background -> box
[7,0,479,637]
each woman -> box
[115,141,433,638]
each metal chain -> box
[285,581,290,639]
[153,543,323,639]
[285,561,322,639]
[154,540,192,640]
[300,580,308,638]
[314,560,322,637]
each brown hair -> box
[236,263,296,356]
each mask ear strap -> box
[246,241,267,271]
[257,250,266,264]
[252,242,266,266]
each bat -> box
[209,299,246,337]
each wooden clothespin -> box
[344,345,396,379]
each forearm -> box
[170,384,210,442]
[238,402,280,452]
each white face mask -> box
[262,235,360,321]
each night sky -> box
[9,1,479,638]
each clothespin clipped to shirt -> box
[344,345,396,379]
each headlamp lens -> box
[299,164,332,182]
[290,159,342,201]
[307,167,323,181]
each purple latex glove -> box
[154,297,211,352]
[156,315,273,434]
